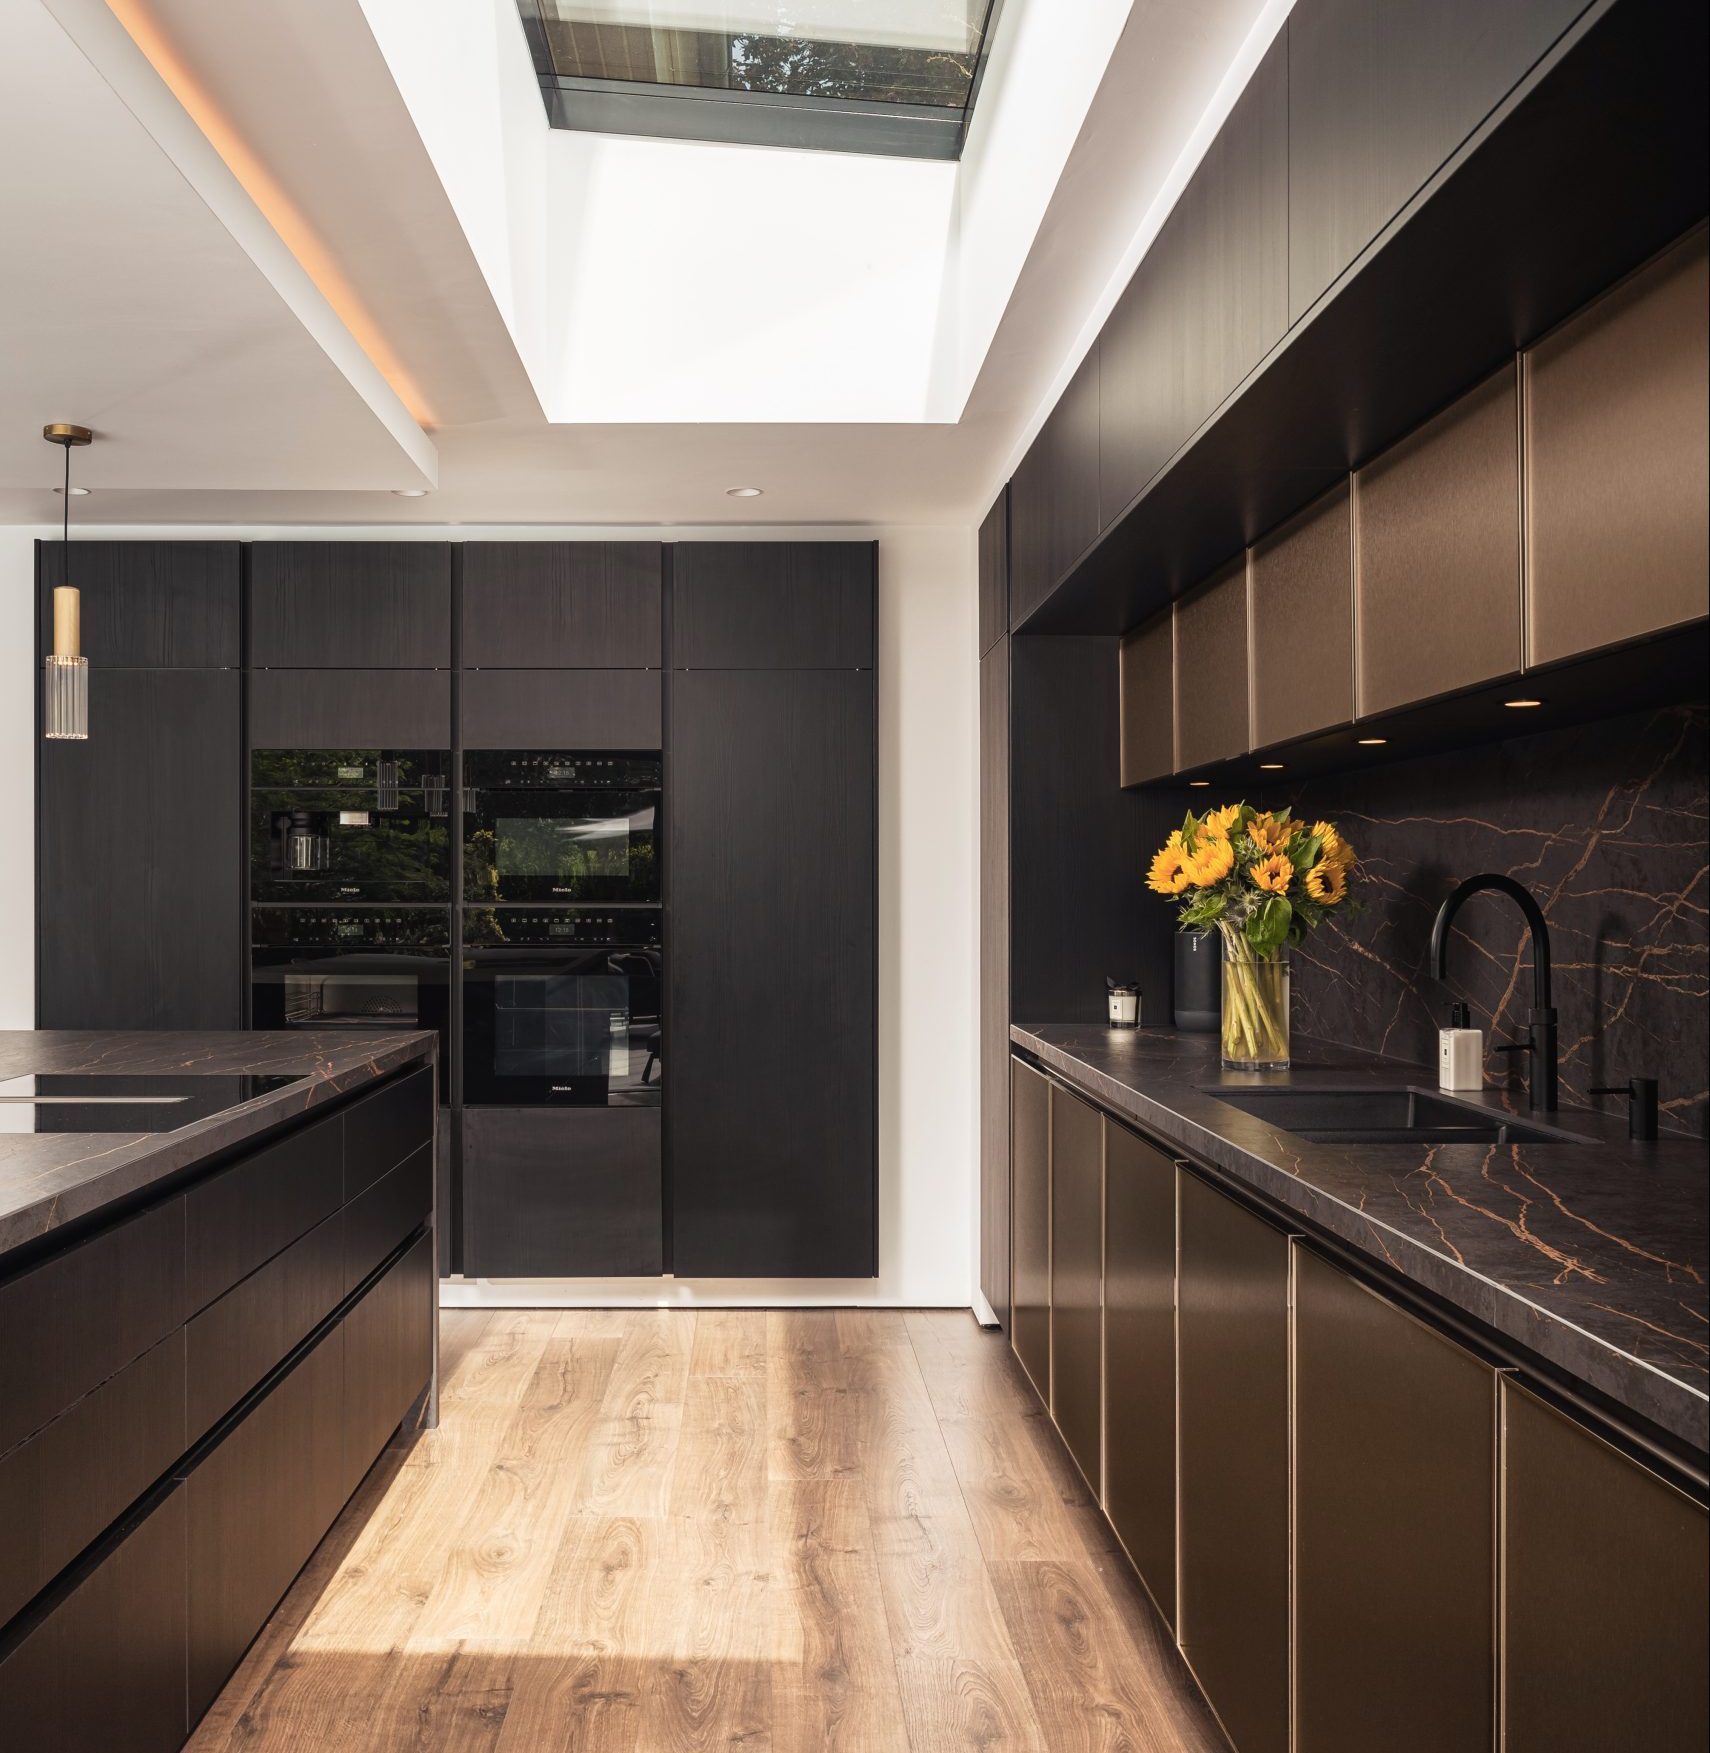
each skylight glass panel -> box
[517,0,1004,158]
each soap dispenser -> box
[1439,1002,1484,1091]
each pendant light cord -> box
[62,439,70,544]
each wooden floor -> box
[188,1309,1223,1753]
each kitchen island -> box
[0,1029,438,1753]
[1007,1024,1707,1753]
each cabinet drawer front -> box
[0,1331,186,1629]
[0,1483,188,1753]
[184,1329,346,1723]
[344,1066,435,1200]
[185,1110,344,1313]
[185,1209,345,1445]
[0,1197,185,1457]
[344,1142,433,1295]
[341,1231,434,1502]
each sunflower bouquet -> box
[1147,804,1358,1068]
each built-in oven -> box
[251,907,452,1096]
[463,752,660,905]
[462,907,661,1106]
[252,749,451,903]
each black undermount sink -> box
[1202,1086,1592,1147]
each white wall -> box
[0,521,978,1308]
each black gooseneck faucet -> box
[1429,873,1559,1112]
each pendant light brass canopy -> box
[43,423,93,741]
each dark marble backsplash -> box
[1269,704,1708,1137]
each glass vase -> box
[1220,930,1290,1071]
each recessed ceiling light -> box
[726,486,764,498]
[1357,737,1388,746]
[1259,762,1284,771]
[1188,779,1211,788]
[1504,698,1544,709]
[393,488,429,498]
[53,485,91,496]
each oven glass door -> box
[252,789,451,902]
[464,790,659,903]
[463,946,662,1105]
[250,946,451,1091]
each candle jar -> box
[1107,980,1140,1028]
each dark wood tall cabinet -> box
[1048,1087,1103,1494]
[36,542,243,1030]
[665,544,876,1278]
[1010,1059,1051,1401]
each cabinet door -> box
[38,668,241,1028]
[1119,610,1174,784]
[462,1109,661,1277]
[1100,31,1287,520]
[1009,345,1101,626]
[1173,555,1250,769]
[1524,224,1709,667]
[1010,1058,1051,1402]
[461,668,661,750]
[38,540,240,667]
[184,1327,346,1722]
[341,1231,434,1501]
[1250,480,1354,747]
[1355,363,1521,715]
[0,1484,188,1753]
[1177,1170,1290,1753]
[1287,0,1588,320]
[1103,1122,1176,1625]
[979,639,1011,1328]
[668,668,876,1277]
[1049,1086,1103,1494]
[1293,1246,1496,1753]
[670,542,875,668]
[249,541,451,668]
[1503,1380,1708,1753]
[247,668,452,749]
[978,490,1008,655]
[461,541,662,667]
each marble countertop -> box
[0,1030,438,1263]
[1013,1023,1708,1459]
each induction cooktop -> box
[0,1073,307,1134]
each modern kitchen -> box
[1,2,1705,1751]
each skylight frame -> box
[517,0,1007,160]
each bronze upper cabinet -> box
[1524,224,1710,667]
[1103,1123,1177,1627]
[461,542,661,668]
[1100,31,1287,521]
[1355,364,1521,716]
[248,543,452,668]
[1008,345,1100,627]
[1250,481,1354,745]
[978,490,1008,656]
[1048,1087,1103,1495]
[1173,555,1250,769]
[1010,1059,1052,1402]
[1292,1246,1496,1753]
[1502,1380,1708,1753]
[1287,0,1589,321]
[1177,1170,1291,1753]
[1119,610,1174,785]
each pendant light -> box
[43,422,92,741]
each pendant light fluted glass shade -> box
[43,653,89,740]
[43,423,93,742]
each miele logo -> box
[552,885,573,894]
[338,886,360,896]
[550,1084,574,1093]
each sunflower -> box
[1202,802,1242,839]
[1147,831,1192,896]
[1248,812,1298,855]
[1251,852,1293,894]
[1184,832,1234,887]
[1306,859,1348,904]
[1311,821,1352,868]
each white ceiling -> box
[0,0,1287,528]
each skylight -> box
[516,1,1004,158]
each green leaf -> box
[1179,891,1228,928]
[1246,894,1292,955]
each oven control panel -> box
[462,907,662,948]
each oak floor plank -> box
[191,1309,1224,1753]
